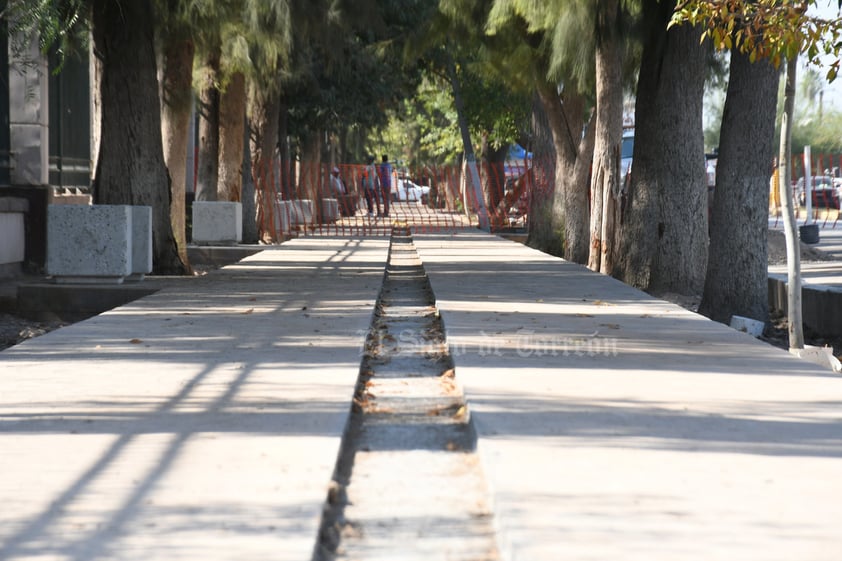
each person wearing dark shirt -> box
[378,154,392,218]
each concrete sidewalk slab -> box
[415,232,842,561]
[0,237,388,561]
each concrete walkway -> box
[414,232,842,561]
[0,238,389,560]
[1,231,841,560]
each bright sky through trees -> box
[812,0,842,107]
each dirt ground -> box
[766,228,833,265]
[0,312,67,351]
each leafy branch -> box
[671,1,842,80]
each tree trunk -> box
[218,71,246,202]
[278,96,294,200]
[530,80,593,264]
[588,0,623,274]
[446,51,489,230]
[196,47,220,202]
[248,85,281,242]
[159,25,194,270]
[242,117,258,243]
[615,2,707,294]
[778,57,803,349]
[90,41,102,183]
[91,0,186,275]
[526,93,557,252]
[300,131,322,203]
[485,143,508,220]
[699,49,778,323]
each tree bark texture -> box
[241,118,258,244]
[699,49,778,323]
[777,57,803,349]
[91,0,186,275]
[300,131,322,220]
[615,3,707,294]
[248,85,281,242]
[159,26,194,270]
[531,81,593,264]
[588,0,624,274]
[526,93,558,254]
[196,47,220,202]
[218,71,246,202]
[484,143,508,223]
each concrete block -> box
[321,198,339,223]
[0,212,25,265]
[191,201,242,245]
[0,197,29,212]
[128,206,152,281]
[730,315,765,337]
[288,200,314,225]
[8,33,47,126]
[790,345,842,373]
[769,274,842,337]
[273,200,291,235]
[47,204,132,283]
[10,123,49,186]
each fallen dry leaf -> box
[129,338,143,344]
[242,308,254,315]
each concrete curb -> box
[768,273,842,336]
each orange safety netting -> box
[250,157,539,240]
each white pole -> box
[804,145,812,223]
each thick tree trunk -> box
[699,49,778,323]
[218,71,246,202]
[92,0,185,275]
[530,81,593,263]
[300,131,322,203]
[485,143,508,220]
[196,47,220,202]
[159,25,194,270]
[248,85,281,242]
[615,2,707,294]
[588,0,623,274]
[526,93,558,253]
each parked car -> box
[797,175,841,209]
[393,178,430,202]
[621,128,634,180]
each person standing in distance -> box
[378,154,392,218]
[363,155,381,217]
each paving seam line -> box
[312,226,499,561]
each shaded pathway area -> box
[0,230,840,560]
[415,232,842,561]
[0,238,389,560]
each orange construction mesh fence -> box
[251,157,537,240]
[769,153,842,230]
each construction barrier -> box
[250,157,534,240]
